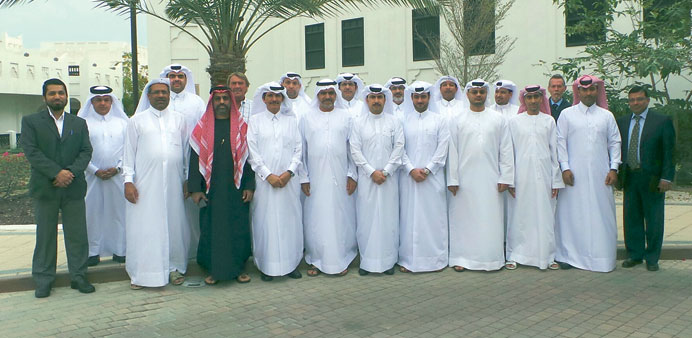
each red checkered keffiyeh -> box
[190,88,248,192]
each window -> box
[342,18,364,67]
[643,0,691,39]
[412,9,440,61]
[565,0,607,47]
[305,23,325,70]
[463,0,496,55]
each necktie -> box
[627,115,641,169]
[551,103,558,112]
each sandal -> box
[236,273,251,283]
[204,276,218,285]
[548,261,560,270]
[453,265,465,272]
[399,266,411,273]
[169,271,185,285]
[307,265,320,277]
[505,261,517,270]
[130,284,143,290]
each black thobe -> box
[189,119,255,280]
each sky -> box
[0,0,147,49]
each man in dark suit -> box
[21,78,95,297]
[617,86,675,272]
[548,74,571,121]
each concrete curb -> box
[1,247,690,294]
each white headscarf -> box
[359,84,394,116]
[159,64,198,95]
[431,75,464,103]
[311,78,347,110]
[335,72,365,101]
[250,82,292,116]
[462,78,493,108]
[279,71,311,102]
[77,86,128,120]
[135,78,171,113]
[402,81,434,113]
[493,79,520,106]
[385,77,407,89]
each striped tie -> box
[627,115,641,169]
[233,112,247,188]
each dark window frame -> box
[463,0,496,56]
[305,23,325,70]
[341,18,365,67]
[565,0,607,47]
[412,9,441,61]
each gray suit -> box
[21,109,92,287]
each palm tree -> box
[3,0,440,85]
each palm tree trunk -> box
[207,48,246,86]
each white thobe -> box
[350,112,405,272]
[344,99,364,118]
[288,96,312,120]
[556,102,621,272]
[398,109,450,272]
[506,112,564,269]
[447,108,514,270]
[392,103,406,121]
[240,99,254,122]
[436,99,463,119]
[123,107,189,287]
[84,113,128,257]
[248,109,303,276]
[492,103,520,119]
[169,90,206,260]
[299,107,357,274]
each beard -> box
[47,100,67,112]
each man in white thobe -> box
[398,81,450,273]
[447,79,514,271]
[385,77,407,120]
[431,75,465,119]
[247,82,303,281]
[350,84,405,276]
[492,80,520,118]
[556,75,621,272]
[280,72,312,119]
[505,85,564,271]
[77,86,128,267]
[336,72,365,117]
[124,78,190,289]
[228,72,253,122]
[300,79,357,276]
[160,64,206,260]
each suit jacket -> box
[616,109,675,189]
[20,109,92,200]
[550,97,571,121]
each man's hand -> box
[410,168,427,183]
[658,180,673,193]
[604,169,618,186]
[267,174,283,188]
[508,187,516,198]
[96,168,119,180]
[448,185,459,196]
[301,183,311,196]
[242,190,254,203]
[346,177,357,196]
[190,191,207,204]
[562,170,574,186]
[552,189,559,198]
[371,170,387,185]
[183,180,190,198]
[124,182,139,204]
[498,183,509,193]
[52,169,74,188]
[279,171,292,187]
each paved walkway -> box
[2,205,691,279]
[1,260,691,337]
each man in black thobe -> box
[188,86,255,284]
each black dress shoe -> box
[646,263,659,271]
[358,268,369,276]
[35,284,52,298]
[622,259,643,268]
[287,269,302,279]
[70,279,95,294]
[87,255,100,267]
[260,273,273,282]
[557,262,572,270]
[112,254,126,263]
[383,266,395,275]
